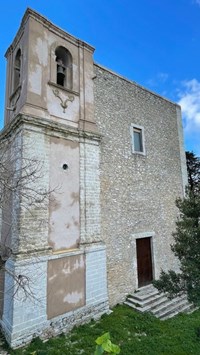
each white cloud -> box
[147,72,169,88]
[157,72,169,83]
[177,79,200,156]
[178,79,200,130]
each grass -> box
[3,305,200,354]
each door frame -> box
[132,231,155,289]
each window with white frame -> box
[131,124,145,155]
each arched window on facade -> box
[55,46,72,89]
[14,49,21,91]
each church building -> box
[0,8,187,347]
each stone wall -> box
[2,244,109,348]
[94,64,187,306]
[0,114,108,348]
[80,136,101,244]
[0,7,187,347]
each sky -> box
[0,0,200,155]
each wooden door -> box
[136,237,153,287]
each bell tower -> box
[4,8,97,133]
[0,8,108,347]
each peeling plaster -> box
[29,64,42,95]
[63,291,82,304]
[36,38,48,66]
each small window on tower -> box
[55,46,72,89]
[131,124,145,155]
[14,49,21,91]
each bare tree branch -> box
[0,134,56,299]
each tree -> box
[153,151,200,306]
[186,151,200,195]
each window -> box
[131,124,145,155]
[55,46,72,89]
[14,49,21,91]
[133,128,143,152]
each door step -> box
[124,284,196,320]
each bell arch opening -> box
[55,46,72,89]
[13,48,21,91]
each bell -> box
[57,65,65,86]
[57,65,65,75]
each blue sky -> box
[0,0,200,155]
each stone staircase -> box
[124,284,195,320]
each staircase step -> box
[135,284,155,292]
[155,297,191,319]
[125,285,196,320]
[152,295,187,318]
[133,285,157,297]
[130,289,159,302]
[124,301,144,312]
[160,303,193,320]
[127,292,165,308]
[125,295,168,314]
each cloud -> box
[194,0,200,6]
[177,79,200,156]
[147,72,169,88]
[157,72,169,83]
[178,79,200,130]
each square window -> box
[131,124,145,155]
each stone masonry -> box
[0,8,187,348]
[94,64,187,306]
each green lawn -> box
[4,305,200,354]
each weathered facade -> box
[0,8,187,347]
[94,64,187,305]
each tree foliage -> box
[186,151,200,195]
[153,151,200,306]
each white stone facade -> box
[80,137,101,244]
[3,244,108,348]
[85,243,108,305]
[0,8,187,348]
